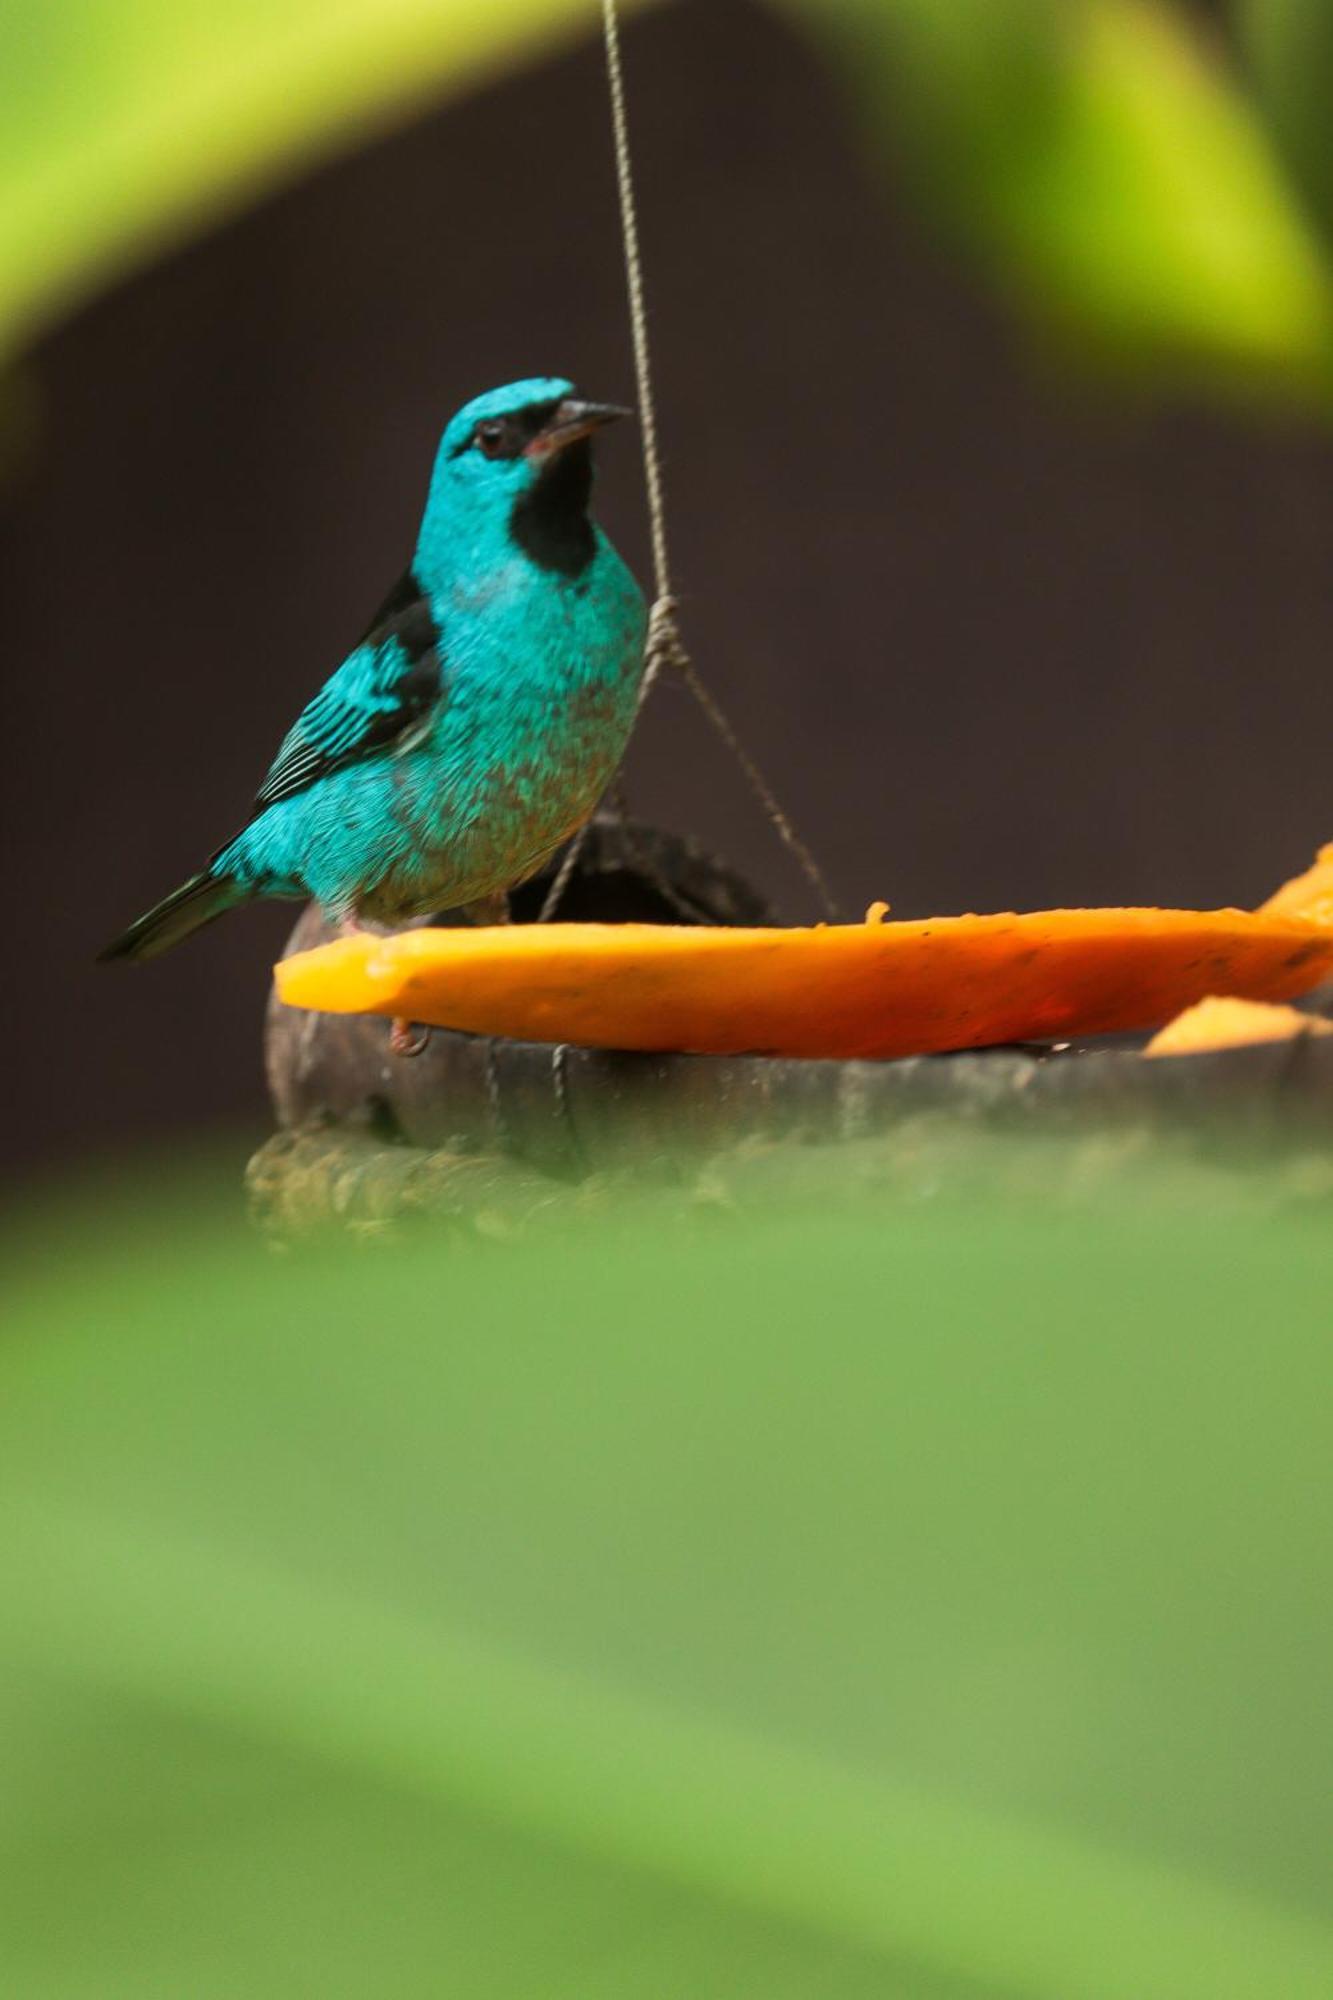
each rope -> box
[606,779,727,923]
[602,0,672,610]
[640,598,839,918]
[536,815,588,922]
[542,0,838,923]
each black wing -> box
[253,573,444,813]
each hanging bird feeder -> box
[255,827,1333,1233]
[250,6,1333,1230]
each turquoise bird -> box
[100,379,646,1013]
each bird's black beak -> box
[527,398,633,458]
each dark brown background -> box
[4,0,1331,1182]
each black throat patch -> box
[509,440,596,579]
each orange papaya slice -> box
[1144,995,1333,1059]
[274,845,1333,1062]
[1259,841,1333,925]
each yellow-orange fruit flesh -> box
[275,906,1333,1062]
[1144,995,1333,1058]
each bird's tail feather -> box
[98,870,250,963]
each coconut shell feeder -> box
[250,821,1333,1236]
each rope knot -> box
[593,0,838,927]
[644,593,688,690]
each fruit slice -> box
[274,846,1333,1062]
[1144,996,1333,1059]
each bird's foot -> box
[336,912,367,940]
[389,1017,430,1059]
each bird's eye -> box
[476,420,508,458]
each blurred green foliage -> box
[1243,0,1333,238]
[799,0,1333,397]
[2,1157,1331,1996]
[4,0,1333,403]
[0,0,603,360]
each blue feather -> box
[253,597,443,810]
[100,378,646,960]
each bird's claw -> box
[389,1017,430,1059]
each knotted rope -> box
[540,0,837,923]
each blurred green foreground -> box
[3,1156,1331,1999]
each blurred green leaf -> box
[2,1164,1331,1997]
[0,0,610,360]
[7,0,1331,412]
[1242,0,1333,238]
[791,0,1333,400]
